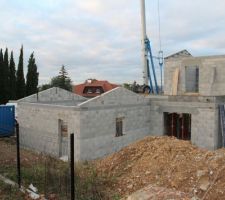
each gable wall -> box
[76,87,151,160]
[78,104,150,160]
[19,87,86,103]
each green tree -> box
[123,83,132,91]
[9,51,16,100]
[16,46,26,99]
[51,65,72,91]
[39,83,52,91]
[26,52,39,96]
[0,48,10,104]
[3,48,9,103]
[0,49,5,104]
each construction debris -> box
[96,136,225,200]
[125,185,190,200]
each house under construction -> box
[17,50,225,160]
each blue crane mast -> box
[140,0,163,94]
[145,37,159,94]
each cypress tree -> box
[16,46,26,99]
[26,52,39,96]
[0,49,4,104]
[3,48,9,102]
[9,51,16,100]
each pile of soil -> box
[96,136,225,200]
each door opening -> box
[164,113,191,140]
[58,119,68,157]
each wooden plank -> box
[172,68,179,95]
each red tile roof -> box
[73,79,118,98]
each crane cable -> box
[157,0,162,52]
[157,0,163,92]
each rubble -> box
[125,185,190,200]
[96,136,225,199]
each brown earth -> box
[0,138,45,167]
[125,185,190,200]
[96,136,225,200]
[2,137,225,199]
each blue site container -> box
[0,105,15,137]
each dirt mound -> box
[96,136,225,200]
[125,185,190,200]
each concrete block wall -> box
[201,58,225,96]
[149,97,219,150]
[164,59,182,95]
[18,87,151,161]
[18,103,80,157]
[17,86,222,161]
[77,87,151,160]
[78,105,150,160]
[149,101,164,136]
[164,55,225,96]
[192,106,219,150]
[79,87,149,107]
[164,57,203,95]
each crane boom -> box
[140,0,159,94]
[140,0,148,85]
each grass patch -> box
[74,161,121,200]
[0,138,119,199]
[0,180,25,200]
[0,157,118,199]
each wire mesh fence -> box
[0,137,17,181]
[0,133,112,200]
[0,136,72,200]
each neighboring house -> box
[73,79,118,98]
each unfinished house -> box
[17,87,150,160]
[149,50,225,150]
[17,51,225,160]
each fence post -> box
[16,121,21,188]
[70,133,75,200]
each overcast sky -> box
[1,0,225,85]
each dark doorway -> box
[164,113,191,140]
[116,118,123,137]
[185,66,199,93]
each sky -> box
[1,0,225,85]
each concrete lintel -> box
[159,106,199,114]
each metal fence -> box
[0,113,108,200]
[0,132,74,200]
